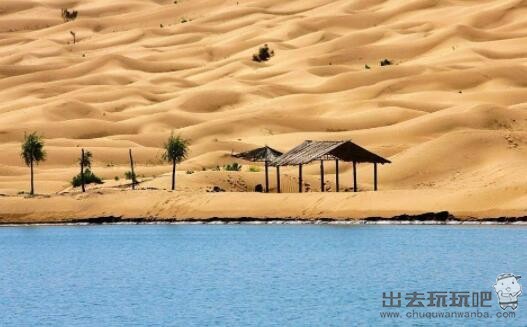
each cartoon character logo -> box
[493,273,522,310]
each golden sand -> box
[1,0,526,222]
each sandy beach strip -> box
[1,189,526,225]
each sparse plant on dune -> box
[380,59,392,66]
[61,9,78,22]
[162,133,189,191]
[252,44,275,62]
[21,132,46,195]
[224,162,242,171]
[248,166,261,172]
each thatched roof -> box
[271,140,391,166]
[233,145,283,162]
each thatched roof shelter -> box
[233,146,283,162]
[232,145,283,193]
[272,140,390,166]
[272,140,391,193]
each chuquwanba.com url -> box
[380,310,516,320]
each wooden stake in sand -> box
[353,161,357,192]
[320,160,325,192]
[335,159,339,192]
[129,149,136,190]
[80,148,85,193]
[276,166,281,193]
[298,164,303,193]
[264,160,269,193]
[374,163,378,191]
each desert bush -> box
[209,186,225,192]
[186,170,194,174]
[248,166,261,172]
[252,44,275,62]
[380,59,392,66]
[224,162,242,171]
[62,9,78,22]
[71,169,102,187]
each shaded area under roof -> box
[233,145,283,162]
[271,140,391,166]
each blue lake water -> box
[1,224,526,326]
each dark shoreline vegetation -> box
[2,212,527,226]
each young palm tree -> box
[162,134,189,191]
[79,149,92,169]
[20,132,46,195]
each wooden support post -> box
[320,160,325,192]
[298,164,303,193]
[129,149,136,190]
[171,159,176,191]
[276,166,281,193]
[264,160,269,193]
[335,159,339,192]
[353,161,357,192]
[80,148,85,193]
[374,163,378,191]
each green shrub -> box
[124,170,137,182]
[71,169,103,187]
[248,166,261,172]
[224,162,242,171]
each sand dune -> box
[1,0,527,220]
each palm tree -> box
[20,132,46,195]
[162,134,189,191]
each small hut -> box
[233,146,283,192]
[272,140,391,193]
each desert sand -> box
[1,0,527,223]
